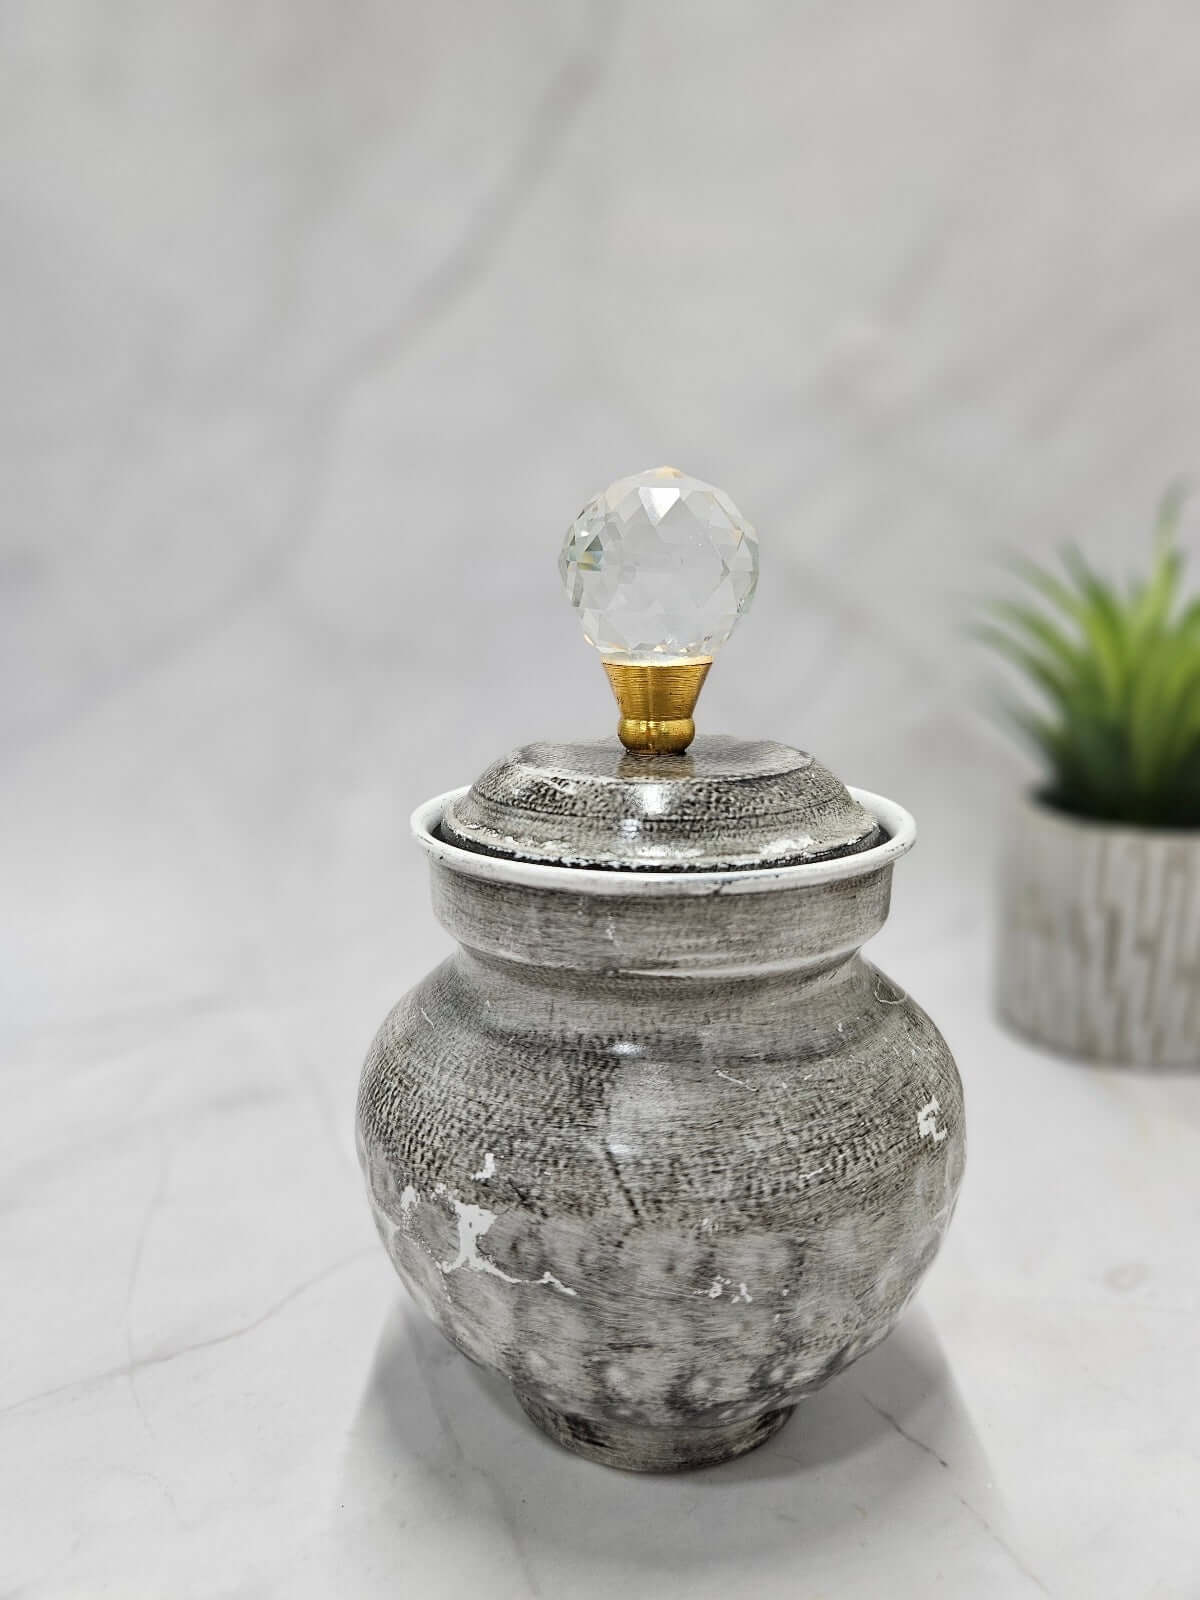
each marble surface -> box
[4,2,1200,1594]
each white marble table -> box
[4,2,1199,1594]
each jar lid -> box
[440,468,886,872]
[440,735,882,872]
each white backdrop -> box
[4,4,1199,1595]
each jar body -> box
[357,857,964,1471]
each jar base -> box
[514,1390,795,1473]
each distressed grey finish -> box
[443,735,881,870]
[997,792,1200,1067]
[357,770,965,1472]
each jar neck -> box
[429,859,894,979]
[459,944,865,995]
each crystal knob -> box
[559,466,759,753]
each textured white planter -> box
[997,793,1200,1067]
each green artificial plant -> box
[977,488,1200,828]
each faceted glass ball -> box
[559,466,759,661]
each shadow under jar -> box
[357,737,965,1472]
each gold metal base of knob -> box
[601,658,712,754]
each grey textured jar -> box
[357,737,965,1472]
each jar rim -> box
[412,786,915,898]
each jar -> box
[357,733,965,1471]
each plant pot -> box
[996,792,1200,1067]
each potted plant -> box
[979,490,1200,1067]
